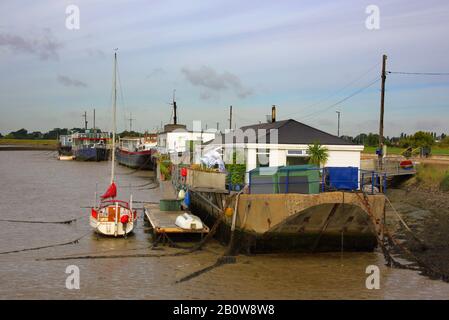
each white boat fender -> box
[175,213,203,230]
[178,189,186,200]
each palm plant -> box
[307,142,329,167]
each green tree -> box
[411,131,434,148]
[307,142,329,167]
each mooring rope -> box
[355,192,449,282]
[384,195,426,246]
[0,231,90,255]
[0,215,85,224]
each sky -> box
[1,0,449,137]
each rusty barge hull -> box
[189,191,386,253]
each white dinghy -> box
[175,213,204,230]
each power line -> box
[300,77,380,121]
[279,62,380,119]
[388,71,449,76]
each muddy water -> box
[1,151,449,299]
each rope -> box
[384,195,426,246]
[0,215,84,224]
[355,192,449,282]
[0,231,90,255]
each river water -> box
[1,150,448,299]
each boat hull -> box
[116,148,154,170]
[90,203,137,236]
[57,145,73,156]
[90,217,135,236]
[73,147,110,161]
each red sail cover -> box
[101,182,117,199]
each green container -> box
[159,199,182,211]
[277,165,320,194]
[249,167,279,194]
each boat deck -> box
[143,203,209,235]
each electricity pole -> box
[83,111,88,130]
[336,111,341,137]
[93,108,96,133]
[378,54,387,167]
[229,105,233,130]
[127,112,135,132]
[172,89,177,125]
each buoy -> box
[178,189,186,200]
[120,215,129,224]
[224,207,234,217]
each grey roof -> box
[207,119,355,146]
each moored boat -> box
[90,183,137,236]
[57,134,73,157]
[72,131,110,161]
[89,50,137,237]
[116,135,156,170]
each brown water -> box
[1,151,449,299]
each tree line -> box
[1,128,146,140]
[340,131,448,148]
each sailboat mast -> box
[111,51,117,184]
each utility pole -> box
[336,111,341,137]
[229,105,232,130]
[172,89,177,125]
[378,54,387,167]
[127,112,135,132]
[83,111,88,131]
[93,108,96,133]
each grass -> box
[0,138,58,146]
[362,145,449,156]
[415,163,449,192]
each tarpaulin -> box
[326,167,358,191]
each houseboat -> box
[72,131,110,161]
[116,135,157,170]
[57,134,73,159]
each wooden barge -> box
[188,188,386,253]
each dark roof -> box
[208,119,355,145]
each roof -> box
[207,119,356,146]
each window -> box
[256,149,270,167]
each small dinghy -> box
[58,155,75,161]
[175,213,204,230]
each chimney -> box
[271,105,276,123]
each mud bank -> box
[0,145,56,151]
[386,188,449,278]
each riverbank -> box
[0,138,57,150]
[386,185,449,279]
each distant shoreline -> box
[0,139,57,151]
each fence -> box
[171,164,389,195]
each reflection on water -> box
[1,151,449,299]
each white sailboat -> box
[89,51,137,237]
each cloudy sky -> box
[1,0,449,136]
